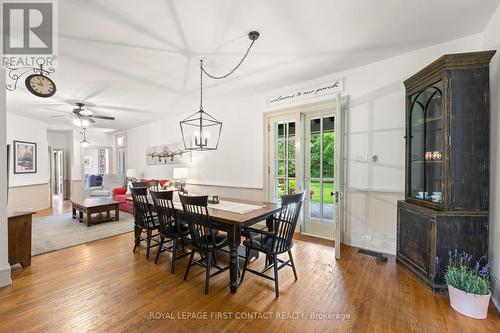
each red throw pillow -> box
[158,179,169,186]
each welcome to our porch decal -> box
[267,78,344,106]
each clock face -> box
[25,74,56,98]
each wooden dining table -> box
[129,194,281,293]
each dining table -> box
[129,192,281,294]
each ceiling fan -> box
[50,102,115,127]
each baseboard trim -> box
[491,273,500,312]
[0,264,12,288]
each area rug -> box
[32,212,135,255]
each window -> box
[116,134,127,175]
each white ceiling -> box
[6,0,500,131]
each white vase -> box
[448,284,491,319]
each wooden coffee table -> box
[72,198,119,227]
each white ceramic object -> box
[448,285,491,319]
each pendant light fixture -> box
[180,31,260,151]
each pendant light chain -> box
[201,39,256,80]
[181,31,259,151]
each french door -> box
[303,113,336,239]
[268,115,300,203]
[266,97,346,259]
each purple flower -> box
[474,262,480,271]
[435,256,440,264]
[480,264,490,276]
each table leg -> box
[227,224,241,294]
[79,211,83,223]
[87,211,92,227]
[72,207,76,219]
[115,205,119,221]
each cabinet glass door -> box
[409,81,443,205]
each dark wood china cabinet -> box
[397,50,496,292]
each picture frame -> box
[13,140,37,174]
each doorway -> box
[265,97,346,258]
[51,149,65,207]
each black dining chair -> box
[150,190,191,273]
[240,192,305,297]
[130,187,160,259]
[179,194,229,294]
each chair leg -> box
[205,252,212,295]
[171,238,177,273]
[273,255,280,298]
[133,227,141,252]
[154,236,165,264]
[146,229,152,259]
[288,250,298,280]
[180,237,185,252]
[240,247,250,284]
[184,251,195,281]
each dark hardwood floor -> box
[0,204,498,332]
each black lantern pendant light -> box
[180,31,260,151]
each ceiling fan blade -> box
[45,108,72,114]
[89,115,115,120]
[50,115,71,118]
[88,118,96,123]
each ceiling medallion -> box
[180,31,260,151]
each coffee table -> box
[72,198,119,227]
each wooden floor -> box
[0,204,498,332]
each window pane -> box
[310,119,321,178]
[277,139,286,159]
[322,181,335,221]
[288,159,295,177]
[288,122,296,138]
[277,160,286,177]
[277,178,285,198]
[322,117,334,178]
[287,179,296,194]
[277,123,285,138]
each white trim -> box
[0,264,12,288]
[491,273,500,312]
[186,182,263,190]
[346,187,404,194]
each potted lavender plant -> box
[436,251,491,319]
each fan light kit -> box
[80,128,90,147]
[50,102,116,128]
[180,31,260,151]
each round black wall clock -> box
[25,74,56,98]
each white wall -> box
[126,34,483,255]
[6,114,49,187]
[0,69,11,287]
[483,4,500,310]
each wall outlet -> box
[362,235,372,241]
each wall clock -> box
[25,74,56,98]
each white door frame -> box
[263,96,348,259]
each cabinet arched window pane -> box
[408,81,443,206]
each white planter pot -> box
[448,284,491,319]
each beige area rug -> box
[32,212,134,255]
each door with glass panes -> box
[268,115,300,204]
[303,113,336,239]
